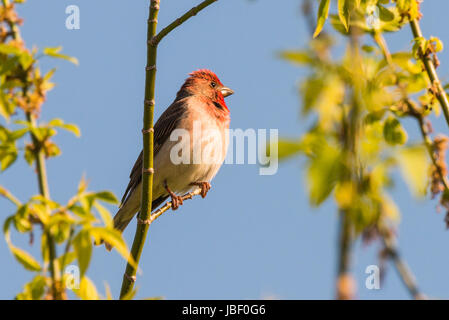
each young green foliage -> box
[0,1,133,300]
[279,0,446,299]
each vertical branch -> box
[27,111,61,300]
[336,213,354,299]
[119,0,218,299]
[119,0,160,299]
[336,102,356,300]
[409,19,449,127]
[336,30,363,300]
[27,113,50,198]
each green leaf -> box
[47,118,64,127]
[0,44,34,69]
[0,91,15,121]
[3,215,14,236]
[9,245,42,271]
[13,204,32,233]
[74,276,99,300]
[61,124,81,137]
[24,145,35,165]
[44,68,56,81]
[19,51,33,70]
[307,144,342,206]
[0,151,17,171]
[89,227,136,268]
[94,202,113,228]
[10,127,29,140]
[378,5,395,22]
[16,275,47,300]
[79,194,95,213]
[0,43,22,56]
[73,230,92,277]
[94,191,119,204]
[43,47,79,65]
[383,117,408,146]
[31,194,61,210]
[313,0,331,38]
[57,251,77,270]
[0,130,19,171]
[47,119,81,137]
[338,0,350,31]
[276,139,303,161]
[279,50,312,65]
[429,37,444,53]
[397,146,429,197]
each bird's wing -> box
[120,99,188,206]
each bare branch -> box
[380,227,426,299]
[152,0,218,46]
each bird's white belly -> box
[152,119,228,197]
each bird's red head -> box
[178,69,234,111]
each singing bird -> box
[108,70,233,247]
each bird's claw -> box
[191,181,211,198]
[170,194,183,210]
[165,181,184,210]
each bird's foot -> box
[190,181,211,198]
[164,181,183,210]
[170,195,183,210]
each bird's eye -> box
[210,82,217,88]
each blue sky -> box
[1,0,449,299]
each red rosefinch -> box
[106,70,233,249]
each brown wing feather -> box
[120,99,188,206]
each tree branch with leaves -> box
[0,0,133,300]
[278,0,446,299]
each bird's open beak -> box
[220,86,234,97]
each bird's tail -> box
[112,206,135,234]
[103,195,168,251]
[102,200,138,251]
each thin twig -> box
[147,188,202,224]
[410,19,449,128]
[152,0,217,46]
[406,99,449,190]
[119,0,218,299]
[380,227,426,299]
[0,185,22,207]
